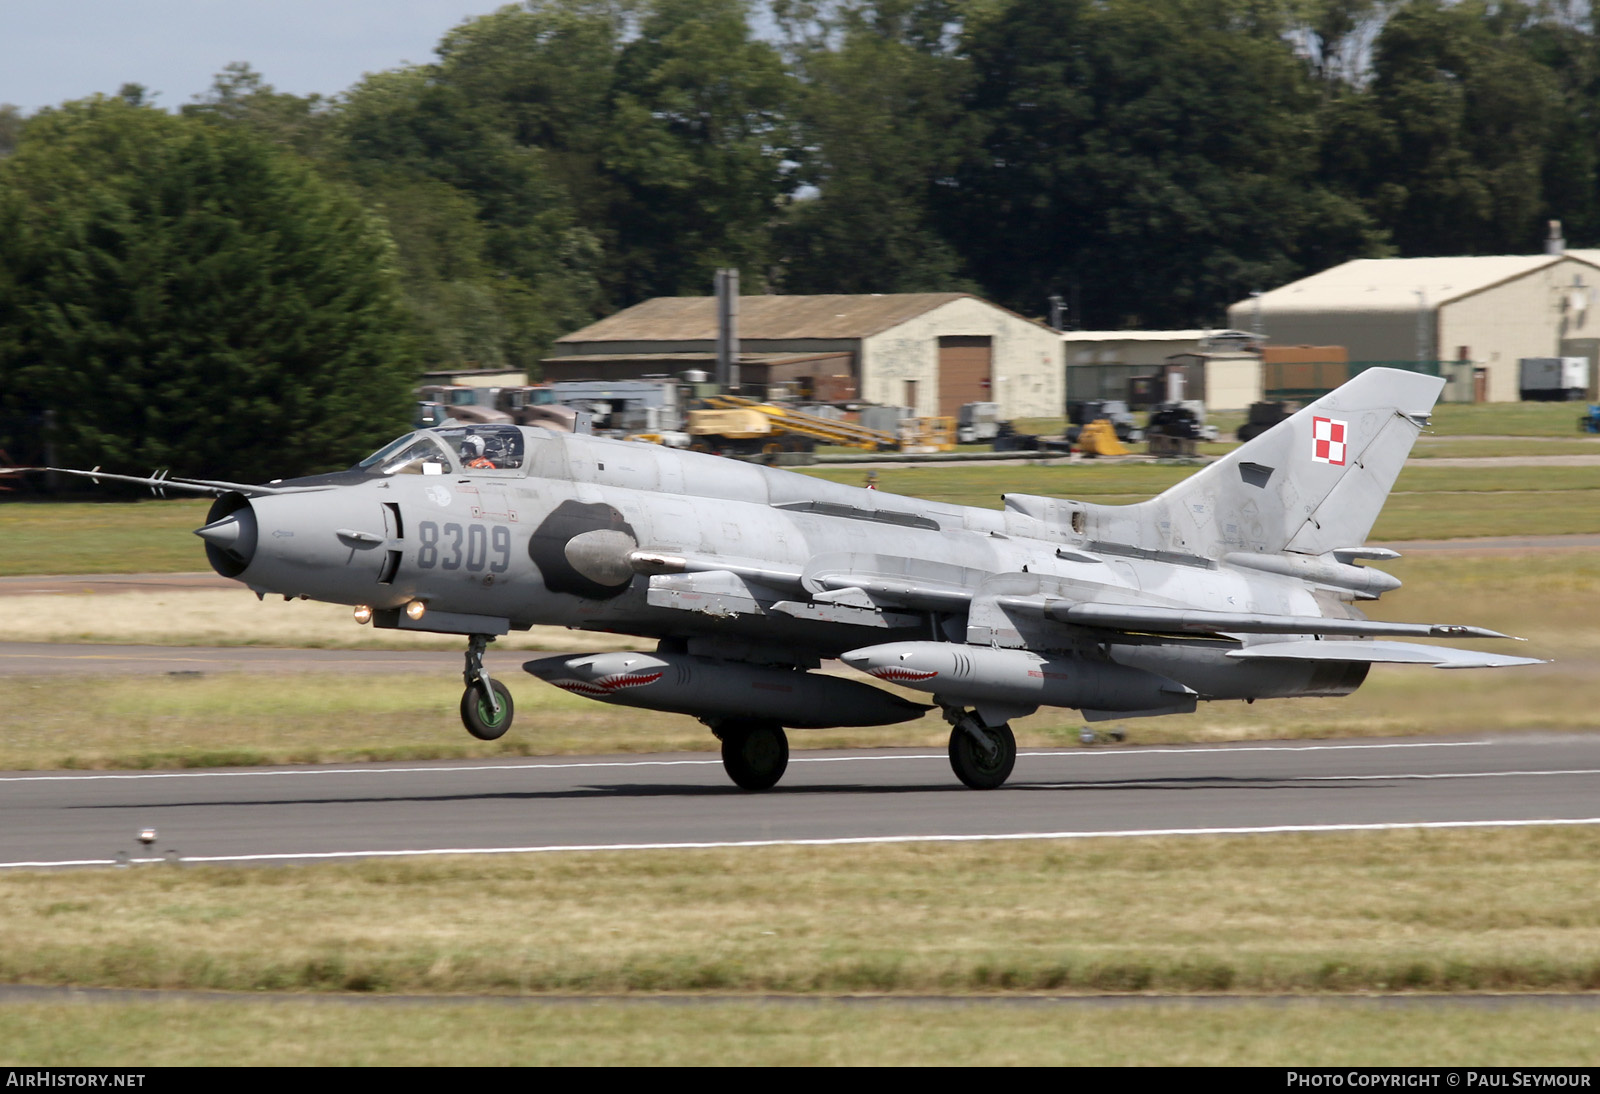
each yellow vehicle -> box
[686,398,898,455]
[1076,419,1129,457]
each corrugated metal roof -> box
[1244,255,1600,313]
[557,293,974,343]
[540,351,847,364]
[1061,329,1241,342]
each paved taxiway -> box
[4,735,1597,868]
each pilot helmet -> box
[461,436,485,460]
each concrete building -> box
[1061,329,1258,406]
[1162,352,1265,411]
[545,293,1064,419]
[1227,254,1600,402]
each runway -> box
[4,735,1598,868]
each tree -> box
[0,97,418,481]
[940,0,1381,328]
[1516,2,1600,245]
[601,0,796,301]
[182,62,334,159]
[430,0,634,230]
[772,0,977,294]
[1336,0,1567,255]
[334,33,607,368]
[0,105,23,158]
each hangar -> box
[543,293,1064,419]
[1227,250,1600,402]
[1061,329,1259,407]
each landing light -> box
[353,605,373,625]
[405,600,427,621]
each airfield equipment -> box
[1068,399,1143,444]
[1237,401,1294,442]
[415,386,516,427]
[42,369,1539,792]
[692,394,897,452]
[957,403,1001,444]
[1145,403,1203,457]
[1519,357,1589,401]
[1074,419,1129,457]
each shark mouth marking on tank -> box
[865,667,939,682]
[549,671,665,698]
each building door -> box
[903,380,918,413]
[937,336,992,416]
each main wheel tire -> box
[461,680,514,741]
[948,721,1016,789]
[720,719,789,791]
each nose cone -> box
[195,514,244,548]
[523,652,646,683]
[840,643,941,683]
[194,506,257,577]
[838,649,875,671]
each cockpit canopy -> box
[357,424,528,476]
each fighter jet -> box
[44,368,1538,791]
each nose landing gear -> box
[461,633,514,740]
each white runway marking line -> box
[5,816,1600,870]
[0,739,1498,783]
[1016,767,1600,790]
[1297,769,1600,782]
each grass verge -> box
[4,828,1600,998]
[1410,438,1600,458]
[1425,401,1598,437]
[0,665,1595,771]
[0,587,640,651]
[0,499,211,576]
[3,998,1599,1065]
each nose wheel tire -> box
[461,680,515,741]
[949,721,1016,789]
[719,719,789,791]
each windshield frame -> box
[356,424,531,477]
[355,431,458,477]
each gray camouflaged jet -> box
[52,367,1540,790]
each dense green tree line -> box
[5,0,1600,475]
[0,95,416,478]
[163,0,1600,333]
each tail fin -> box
[1083,368,1443,558]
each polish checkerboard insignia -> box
[1311,416,1348,465]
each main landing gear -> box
[714,718,790,791]
[945,708,1017,790]
[460,633,514,741]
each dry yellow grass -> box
[0,587,635,651]
[3,998,1599,1066]
[0,662,1594,771]
[3,828,1599,997]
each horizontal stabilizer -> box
[1054,603,1514,640]
[1226,639,1544,669]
